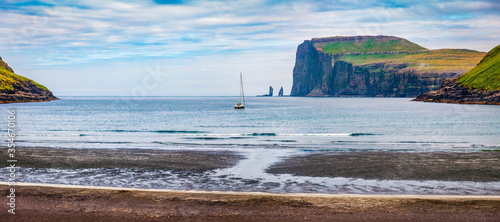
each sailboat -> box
[234,72,245,109]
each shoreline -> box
[2,147,500,195]
[3,182,500,199]
[2,183,499,221]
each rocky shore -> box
[413,78,500,105]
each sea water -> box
[1,97,499,194]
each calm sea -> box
[1,97,499,194]
[2,96,499,150]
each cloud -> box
[0,0,499,96]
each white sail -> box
[235,72,245,109]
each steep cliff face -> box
[0,57,57,104]
[291,40,334,96]
[413,44,500,105]
[290,36,485,97]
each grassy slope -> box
[340,49,486,72]
[321,38,427,54]
[457,44,500,91]
[0,65,48,91]
[316,37,485,73]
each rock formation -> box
[278,87,284,96]
[290,36,485,97]
[413,78,500,105]
[413,44,500,105]
[259,86,274,96]
[0,57,57,104]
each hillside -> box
[0,57,57,103]
[315,36,427,54]
[290,35,486,97]
[413,44,500,105]
[457,44,500,91]
[340,49,485,73]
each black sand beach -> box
[1,148,500,220]
[1,183,500,221]
[267,151,500,182]
[7,148,500,183]
[0,147,242,171]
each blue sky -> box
[0,0,499,96]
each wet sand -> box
[0,147,242,171]
[267,151,500,182]
[1,183,499,221]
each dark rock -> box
[259,86,274,97]
[278,87,284,96]
[413,78,500,105]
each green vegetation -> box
[321,38,427,54]
[0,64,48,91]
[457,44,500,91]
[341,53,408,64]
[340,49,486,73]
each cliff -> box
[0,57,57,104]
[413,44,500,105]
[290,35,485,97]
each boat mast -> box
[240,72,245,105]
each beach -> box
[0,147,242,171]
[1,183,499,221]
[267,151,500,182]
[2,147,500,195]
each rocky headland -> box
[290,35,485,97]
[413,44,500,105]
[0,57,57,104]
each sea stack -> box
[259,86,274,96]
[278,87,284,96]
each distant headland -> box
[290,35,486,98]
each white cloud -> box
[0,0,499,96]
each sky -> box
[0,0,499,96]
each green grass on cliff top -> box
[321,38,427,54]
[340,49,486,73]
[457,44,500,91]
[0,65,48,91]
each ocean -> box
[1,97,500,195]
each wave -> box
[184,137,225,140]
[13,140,134,144]
[247,133,276,136]
[264,140,297,143]
[5,134,82,137]
[349,133,380,137]
[13,131,380,138]
[49,129,207,134]
[99,130,207,134]
[154,130,207,134]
